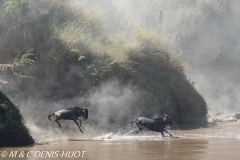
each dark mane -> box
[65,106,83,110]
[152,115,164,122]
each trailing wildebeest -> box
[131,114,173,137]
[233,112,240,119]
[48,106,88,133]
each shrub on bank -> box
[0,90,34,147]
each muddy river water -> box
[1,121,239,160]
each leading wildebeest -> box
[131,114,173,137]
[48,106,88,133]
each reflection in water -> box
[0,122,239,160]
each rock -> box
[0,125,34,147]
[0,90,34,147]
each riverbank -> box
[0,90,34,147]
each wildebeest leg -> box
[73,119,83,133]
[55,119,61,128]
[160,131,165,137]
[135,123,142,131]
[163,129,173,137]
[138,126,143,131]
[78,119,82,127]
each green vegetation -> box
[0,0,208,125]
[0,90,34,147]
[0,90,28,134]
[12,49,35,78]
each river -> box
[1,121,239,160]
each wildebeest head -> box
[164,114,172,126]
[74,108,88,120]
[83,105,88,120]
[152,114,172,126]
[84,108,88,119]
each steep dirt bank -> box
[0,0,207,128]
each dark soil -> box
[0,125,34,147]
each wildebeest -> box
[48,106,88,133]
[131,114,173,137]
[233,112,240,119]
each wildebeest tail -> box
[84,109,88,119]
[48,113,55,121]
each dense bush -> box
[0,90,28,134]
